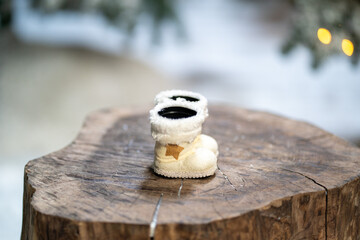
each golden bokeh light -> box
[317,28,332,44]
[342,39,354,56]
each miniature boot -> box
[150,101,218,178]
[154,90,218,156]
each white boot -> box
[154,89,218,155]
[150,101,218,178]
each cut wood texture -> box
[21,106,360,240]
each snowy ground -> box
[1,0,360,239]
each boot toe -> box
[185,148,217,171]
[199,134,218,156]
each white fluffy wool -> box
[150,101,205,145]
[154,89,208,118]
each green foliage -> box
[282,0,360,68]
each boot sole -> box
[153,165,217,178]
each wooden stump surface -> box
[21,106,360,240]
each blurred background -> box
[1,0,359,238]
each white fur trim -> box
[150,101,205,145]
[154,90,208,118]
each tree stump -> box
[21,106,360,240]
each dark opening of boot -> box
[170,95,199,102]
[158,107,196,119]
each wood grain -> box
[21,106,360,240]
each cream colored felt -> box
[153,135,217,178]
[154,89,208,118]
[198,134,219,157]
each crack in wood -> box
[217,167,237,191]
[149,193,163,240]
[281,168,328,240]
[178,179,184,198]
